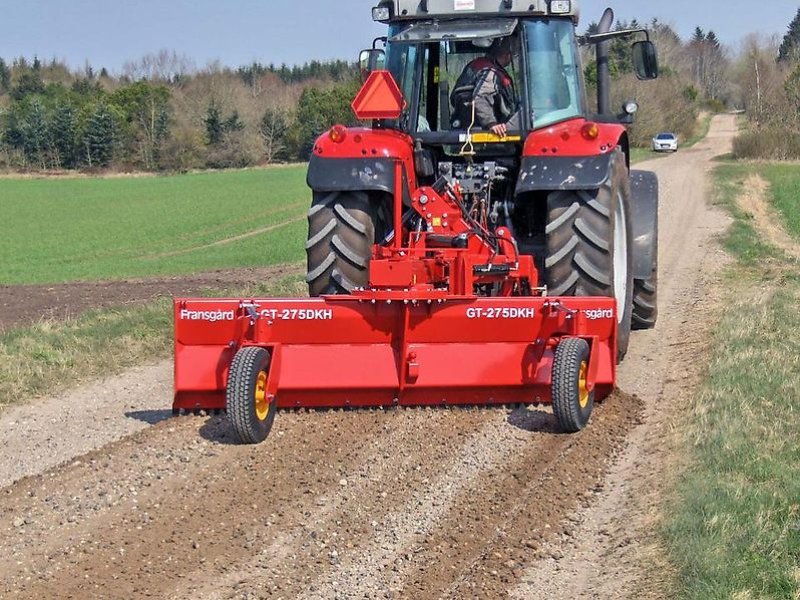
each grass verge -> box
[663,160,800,599]
[0,271,306,410]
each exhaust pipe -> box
[596,8,614,116]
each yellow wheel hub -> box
[254,370,269,421]
[578,362,590,409]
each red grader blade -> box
[174,292,617,442]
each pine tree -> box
[223,111,245,133]
[83,103,117,167]
[21,99,50,168]
[779,8,800,63]
[50,102,78,168]
[0,58,9,94]
[11,71,45,101]
[204,103,223,145]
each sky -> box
[0,0,796,73]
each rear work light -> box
[329,125,347,143]
[550,1,571,14]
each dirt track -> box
[0,115,735,599]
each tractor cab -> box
[375,16,584,144]
[354,1,657,259]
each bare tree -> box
[122,50,196,82]
[260,107,289,163]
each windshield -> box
[384,18,585,135]
[656,133,676,140]
[523,19,584,129]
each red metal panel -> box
[523,118,627,157]
[173,296,617,411]
[277,344,399,391]
[402,343,551,388]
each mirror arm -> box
[582,28,650,45]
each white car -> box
[652,132,678,152]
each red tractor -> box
[173,0,659,444]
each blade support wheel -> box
[552,337,594,432]
[227,346,277,444]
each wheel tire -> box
[632,272,658,329]
[227,346,277,444]
[552,337,594,432]
[306,191,375,296]
[545,148,634,362]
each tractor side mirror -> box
[632,41,659,80]
[359,49,386,81]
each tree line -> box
[580,10,800,159]
[2,10,800,172]
[0,54,360,172]
[731,8,800,159]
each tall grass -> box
[732,129,800,161]
[0,167,309,284]
[664,161,800,599]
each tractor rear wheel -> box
[632,272,658,329]
[551,337,594,432]
[545,148,634,362]
[227,346,277,444]
[306,191,375,296]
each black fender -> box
[515,154,614,195]
[630,170,659,281]
[306,155,412,209]
[307,156,394,193]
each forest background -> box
[0,9,798,173]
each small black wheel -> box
[551,338,594,433]
[226,346,277,444]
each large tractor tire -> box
[632,272,658,330]
[545,148,634,362]
[306,191,375,297]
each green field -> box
[0,167,309,284]
[664,161,800,599]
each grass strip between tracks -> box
[664,161,800,599]
[0,273,306,410]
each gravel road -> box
[0,115,736,599]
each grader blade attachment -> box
[173,295,616,415]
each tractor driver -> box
[450,36,520,137]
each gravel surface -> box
[510,114,736,599]
[0,116,737,599]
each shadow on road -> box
[124,409,172,425]
[198,414,240,445]
[506,405,559,433]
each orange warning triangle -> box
[351,71,405,120]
